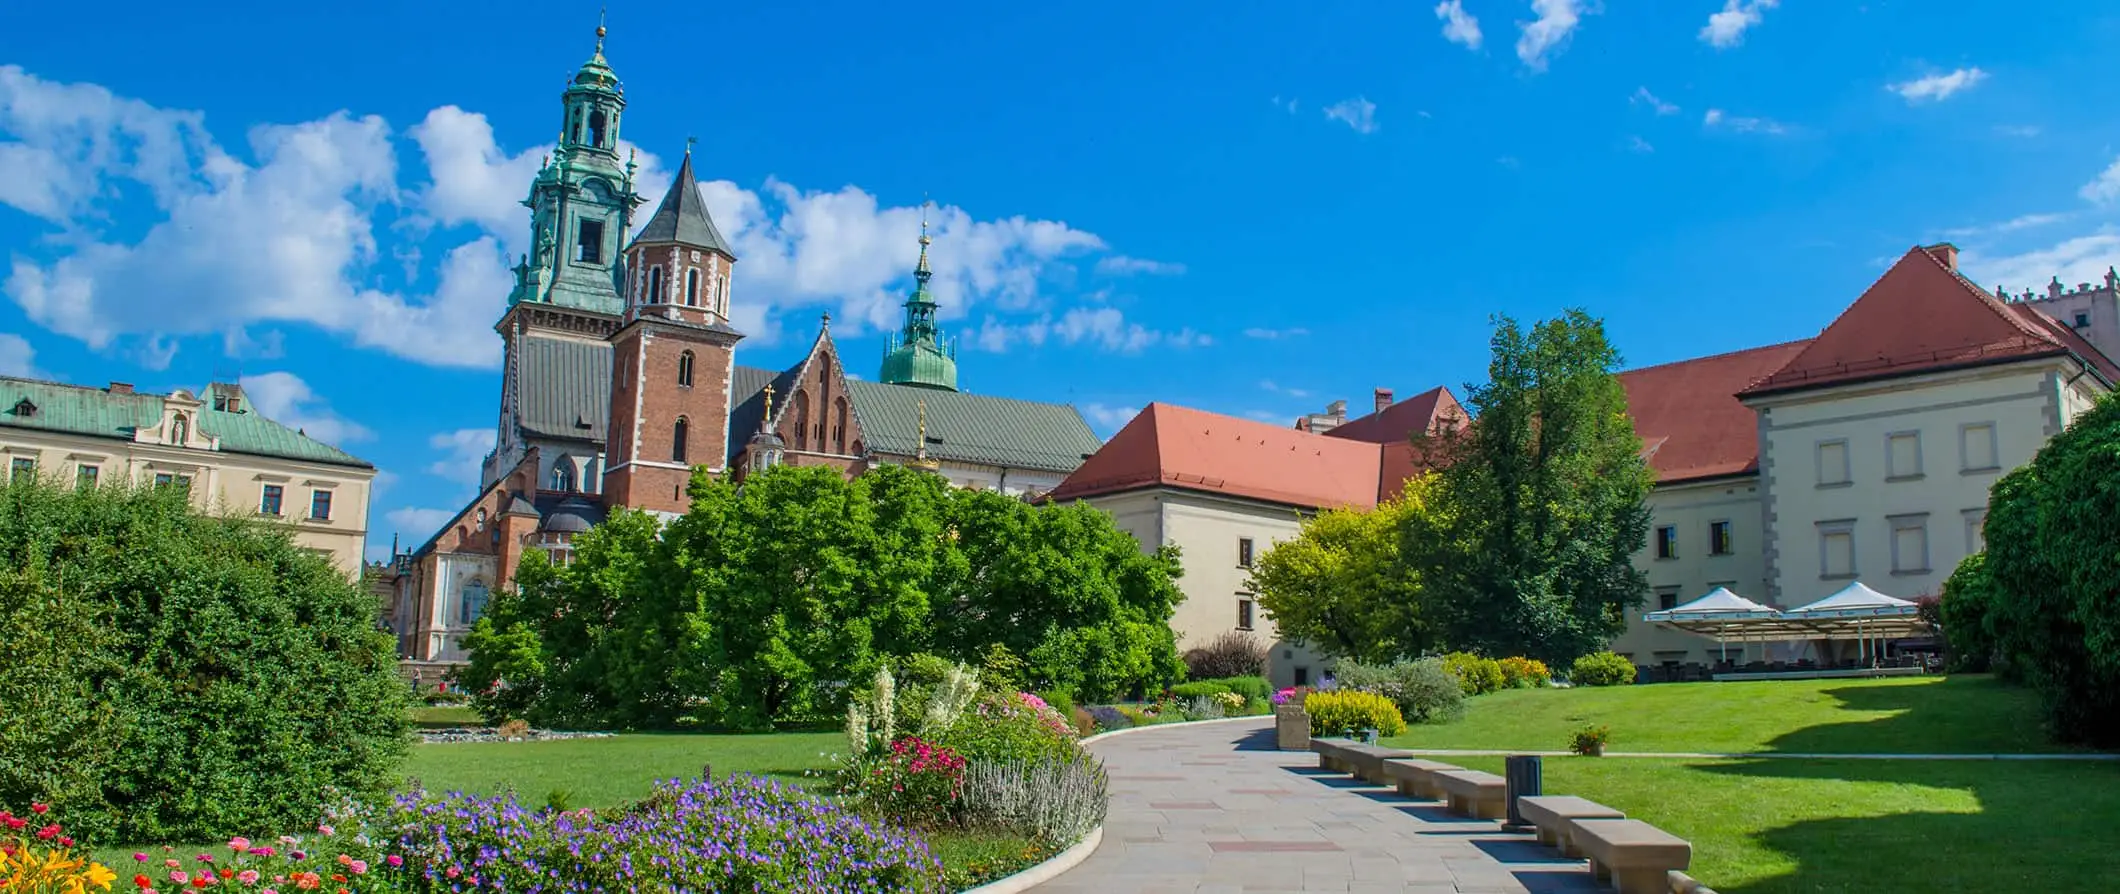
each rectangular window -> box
[1819,520,1856,579]
[1237,596,1255,631]
[1963,508,1988,554]
[1817,439,1851,486]
[261,484,284,516]
[1656,586,1681,611]
[1960,422,1999,472]
[9,456,35,481]
[1654,525,1677,560]
[153,472,192,492]
[576,219,604,264]
[1293,666,1310,686]
[310,489,333,521]
[2074,312,2090,328]
[75,464,98,489]
[1886,431,1923,480]
[1237,537,1255,568]
[1709,520,1734,556]
[1890,514,1931,575]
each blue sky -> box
[5,1,2120,561]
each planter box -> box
[1274,705,1310,751]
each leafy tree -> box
[1405,310,1654,665]
[1249,477,1441,663]
[1981,394,2120,746]
[0,479,409,842]
[1937,553,1999,674]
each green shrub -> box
[898,652,958,686]
[1441,652,1506,695]
[1497,656,1552,688]
[1332,658,1466,724]
[1304,690,1408,738]
[1243,695,1270,715]
[1939,553,1999,673]
[1210,675,1272,701]
[1169,680,1233,699]
[1180,631,1268,679]
[0,480,411,843]
[937,691,1078,764]
[1568,651,1637,687]
[1035,688,1075,719]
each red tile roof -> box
[1324,385,1468,444]
[1619,341,1812,484]
[1741,246,2111,397]
[1049,402,1385,510]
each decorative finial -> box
[761,384,775,426]
[595,7,608,57]
[915,399,930,465]
[685,136,697,158]
[821,310,832,329]
[915,197,933,280]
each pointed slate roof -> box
[1050,403,1384,510]
[632,152,732,255]
[1741,245,2114,398]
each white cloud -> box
[1629,135,1655,153]
[426,427,496,486]
[1995,124,2042,138]
[1243,326,1310,339]
[385,506,457,542]
[1078,403,1140,434]
[1703,108,1789,135]
[1940,212,2070,239]
[238,371,371,446]
[1962,233,2120,297]
[1260,380,1312,399]
[1436,1,1483,50]
[1095,256,1187,276]
[973,306,1209,354]
[1516,0,1591,72]
[1700,0,1777,49]
[1631,87,1678,116]
[0,334,37,378]
[2,67,1135,366]
[2080,156,2120,205]
[1271,96,1300,114]
[1888,68,1989,104]
[1323,97,1379,134]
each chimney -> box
[1295,417,1312,432]
[1924,242,1959,271]
[1374,388,1394,413]
[1326,399,1347,422]
[108,382,133,394]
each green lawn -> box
[1381,675,2071,754]
[1449,755,2120,893]
[1358,675,2120,892]
[408,705,481,729]
[402,732,843,808]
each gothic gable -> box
[766,318,869,459]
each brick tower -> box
[601,145,744,513]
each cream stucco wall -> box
[0,428,374,577]
[1612,477,1770,664]
[1749,359,2100,614]
[1083,487,1332,690]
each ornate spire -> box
[911,399,941,470]
[915,201,933,282]
[877,203,959,391]
[594,8,607,61]
[760,384,775,427]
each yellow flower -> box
[83,861,117,890]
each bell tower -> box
[602,143,745,513]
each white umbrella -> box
[1783,582,1926,666]
[1645,587,1786,662]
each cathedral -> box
[388,27,1105,668]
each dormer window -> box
[8,398,33,418]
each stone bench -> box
[1516,795,1625,857]
[1571,818,1693,894]
[1431,769,1507,820]
[1309,739,1413,784]
[1310,738,1357,773]
[1379,758,1462,800]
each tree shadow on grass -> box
[1698,676,2118,893]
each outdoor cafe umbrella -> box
[1781,581,1927,665]
[1643,586,1786,662]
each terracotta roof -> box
[1049,402,1383,510]
[1618,341,1811,484]
[1740,246,2106,397]
[1324,385,1467,444]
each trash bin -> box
[1504,755,1542,830]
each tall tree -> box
[1406,310,1653,665]
[1249,477,1445,663]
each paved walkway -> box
[1398,748,2119,761]
[1038,718,1599,894]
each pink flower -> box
[134,852,150,862]
[383,856,403,869]
[315,825,334,837]
[237,870,260,884]
[227,837,251,854]
[348,861,366,875]
[170,871,191,885]
[165,860,181,869]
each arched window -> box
[686,268,699,306]
[672,416,689,463]
[571,109,584,145]
[648,266,665,304]
[170,414,189,444]
[460,579,490,625]
[677,350,695,387]
[833,397,849,453]
[552,460,575,492]
[589,110,608,148]
[791,392,811,450]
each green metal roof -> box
[842,379,1101,474]
[0,377,372,469]
[878,341,958,392]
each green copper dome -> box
[878,221,959,391]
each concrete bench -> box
[1379,758,1462,800]
[1516,795,1624,857]
[1310,738,1356,773]
[1341,743,1415,784]
[1431,769,1508,820]
[1571,818,1692,894]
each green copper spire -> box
[506,17,643,315]
[878,208,959,391]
